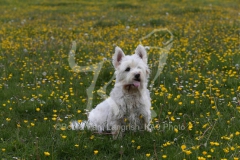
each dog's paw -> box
[145,123,152,132]
[146,127,152,132]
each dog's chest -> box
[124,95,140,107]
[123,95,144,116]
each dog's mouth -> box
[124,79,141,91]
[132,79,141,87]
[125,79,141,88]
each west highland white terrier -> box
[71,45,151,139]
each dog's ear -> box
[135,45,147,63]
[113,46,125,68]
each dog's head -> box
[112,45,150,91]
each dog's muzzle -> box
[133,74,141,87]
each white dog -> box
[71,45,151,139]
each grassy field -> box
[0,0,240,159]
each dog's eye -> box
[125,67,130,71]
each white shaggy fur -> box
[71,45,151,139]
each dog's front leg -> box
[144,122,152,132]
[143,113,152,132]
[111,123,123,139]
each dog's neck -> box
[124,85,140,93]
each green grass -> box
[0,0,240,159]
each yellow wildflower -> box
[146,153,151,157]
[94,150,98,155]
[181,144,187,150]
[162,155,167,158]
[188,122,193,130]
[44,152,50,156]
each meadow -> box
[0,0,240,159]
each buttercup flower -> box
[146,153,151,157]
[94,150,98,155]
[44,152,50,156]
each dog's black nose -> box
[135,74,140,79]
